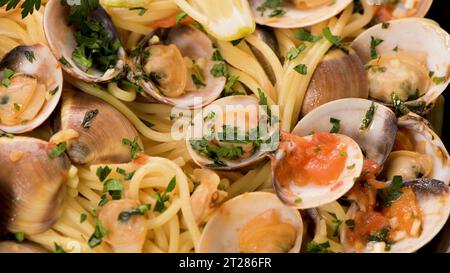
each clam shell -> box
[351,18,450,109]
[0,44,63,133]
[249,0,352,28]
[198,192,303,253]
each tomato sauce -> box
[275,132,347,187]
[346,209,390,248]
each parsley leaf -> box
[122,137,144,160]
[293,64,307,75]
[88,219,108,248]
[175,11,188,24]
[118,204,150,222]
[96,166,112,182]
[383,175,404,207]
[103,178,123,200]
[295,29,322,43]
[306,241,330,253]
[54,243,65,253]
[360,102,377,130]
[329,117,340,133]
[370,36,383,59]
[210,63,228,77]
[286,44,306,61]
[154,176,176,213]
[48,142,67,158]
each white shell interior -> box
[0,44,63,134]
[250,0,352,28]
[198,192,303,253]
[351,18,450,104]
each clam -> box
[186,95,277,170]
[43,0,126,82]
[129,25,226,109]
[57,89,143,165]
[271,132,364,209]
[394,112,450,183]
[248,26,281,85]
[341,179,449,253]
[249,0,352,28]
[301,48,369,117]
[0,136,70,235]
[341,112,450,253]
[293,98,398,164]
[0,44,63,134]
[0,241,49,253]
[351,18,450,113]
[375,0,433,22]
[198,192,303,253]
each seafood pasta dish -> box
[0,0,449,253]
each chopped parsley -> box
[294,197,302,203]
[140,118,155,128]
[332,219,343,237]
[360,102,377,130]
[306,241,331,253]
[59,57,72,68]
[154,176,176,213]
[381,22,390,29]
[122,137,144,160]
[286,44,306,61]
[14,232,25,242]
[129,6,147,16]
[391,92,410,116]
[212,50,224,61]
[383,175,404,207]
[293,64,307,75]
[295,29,322,43]
[366,227,392,250]
[322,27,341,46]
[49,86,59,96]
[432,76,446,84]
[54,243,65,253]
[13,102,21,111]
[370,36,383,59]
[98,194,108,206]
[1,68,15,87]
[103,178,123,200]
[118,204,150,222]
[96,166,112,182]
[48,142,67,158]
[0,0,41,18]
[210,63,228,77]
[329,117,340,133]
[175,11,188,24]
[81,109,99,128]
[88,219,108,248]
[256,0,284,17]
[80,213,87,223]
[223,75,240,96]
[116,167,135,181]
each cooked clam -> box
[351,18,450,112]
[43,0,126,82]
[271,132,364,209]
[375,0,433,21]
[186,95,277,170]
[249,0,352,28]
[0,241,49,253]
[301,48,369,116]
[0,44,63,133]
[293,98,398,164]
[341,179,449,253]
[57,89,143,165]
[249,26,281,85]
[341,112,450,253]
[198,192,303,253]
[0,136,70,235]
[129,25,226,109]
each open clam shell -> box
[0,44,63,134]
[351,18,450,112]
[43,0,126,82]
[198,192,303,253]
[272,132,364,209]
[129,25,226,109]
[374,0,433,21]
[186,95,276,170]
[293,98,398,165]
[249,0,352,28]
